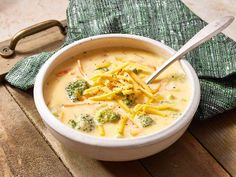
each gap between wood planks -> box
[189,131,232,176]
[189,113,236,177]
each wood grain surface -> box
[142,132,229,177]
[5,84,231,177]
[0,84,72,177]
[190,109,236,176]
[5,85,150,177]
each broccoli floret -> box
[50,107,59,117]
[122,94,136,106]
[66,79,89,102]
[76,114,95,132]
[95,109,120,124]
[168,94,175,100]
[117,92,136,106]
[68,114,95,132]
[96,67,109,72]
[132,68,142,74]
[137,115,154,127]
[68,119,77,128]
[171,74,186,81]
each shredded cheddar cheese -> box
[89,89,122,101]
[96,62,111,69]
[117,116,128,136]
[79,61,180,122]
[116,99,132,113]
[98,125,105,136]
[83,86,101,95]
[127,70,153,93]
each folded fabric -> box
[5,0,236,119]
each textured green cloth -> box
[5,0,236,119]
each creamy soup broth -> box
[44,48,192,138]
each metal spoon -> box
[146,16,234,84]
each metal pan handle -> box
[0,20,66,58]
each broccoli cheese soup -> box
[44,47,192,138]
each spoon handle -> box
[146,16,234,84]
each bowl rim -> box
[34,34,200,148]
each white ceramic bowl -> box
[34,34,200,161]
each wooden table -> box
[0,25,235,177]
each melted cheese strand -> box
[147,104,179,112]
[89,89,121,101]
[116,99,132,113]
[142,106,167,117]
[117,116,128,136]
[98,125,105,136]
[127,70,153,93]
[108,62,129,74]
[96,62,111,69]
[83,86,101,95]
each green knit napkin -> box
[5,0,236,120]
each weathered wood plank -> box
[0,145,14,177]
[5,85,151,177]
[190,109,236,176]
[6,84,230,177]
[141,132,230,177]
[0,84,72,177]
